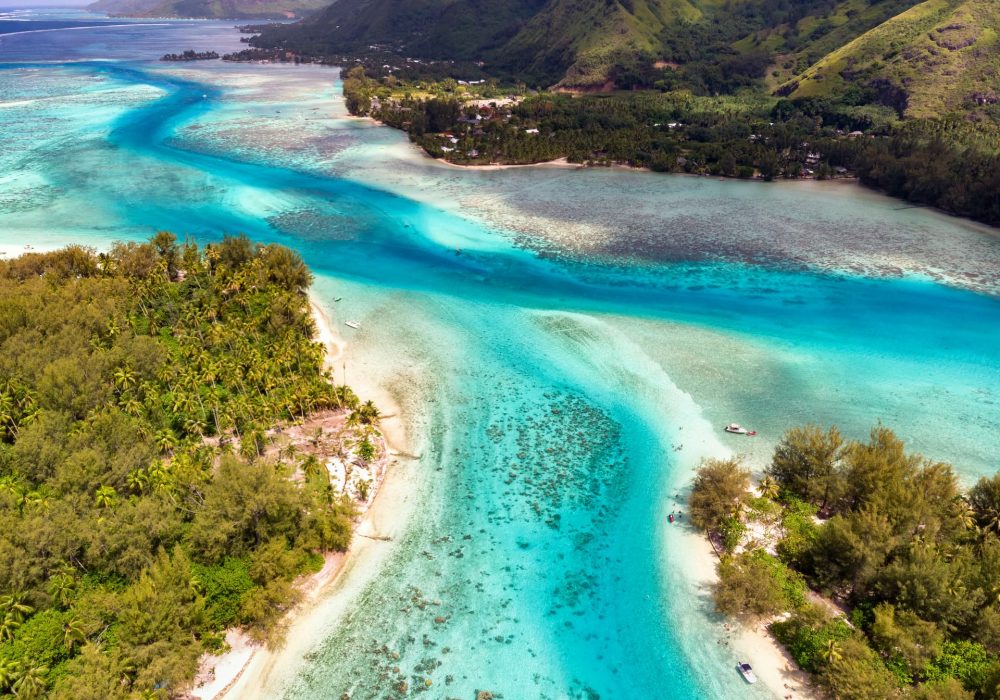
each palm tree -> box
[126,469,148,495]
[63,619,85,652]
[279,443,298,462]
[301,455,321,479]
[16,404,38,428]
[0,657,16,693]
[95,485,118,510]
[982,509,1000,536]
[120,394,144,417]
[0,393,14,439]
[113,366,136,395]
[0,593,33,622]
[183,417,206,437]
[47,573,76,609]
[758,476,779,500]
[0,591,33,641]
[0,613,21,642]
[171,392,195,415]
[147,462,170,492]
[950,498,977,535]
[12,663,48,699]
[359,400,381,425]
[822,639,842,665]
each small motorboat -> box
[344,320,361,329]
[737,662,758,684]
[333,297,343,302]
[724,423,749,435]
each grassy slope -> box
[262,0,548,59]
[497,0,710,86]
[784,0,1000,119]
[250,0,998,119]
[739,0,923,88]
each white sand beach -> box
[190,295,412,700]
[679,526,816,700]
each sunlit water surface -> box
[2,13,999,699]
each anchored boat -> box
[737,662,758,684]
[344,320,361,329]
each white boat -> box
[344,320,361,329]
[737,662,758,684]
[724,423,748,434]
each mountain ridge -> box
[88,0,327,20]
[782,0,1000,120]
[248,0,999,128]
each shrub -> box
[689,457,750,533]
[194,558,256,629]
[924,641,995,692]
[720,516,746,553]
[715,549,806,619]
[771,603,854,673]
[777,497,820,565]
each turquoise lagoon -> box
[2,16,1000,698]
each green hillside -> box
[251,0,547,60]
[495,0,703,87]
[782,0,1000,119]
[248,0,1000,124]
[89,0,327,19]
[252,0,874,88]
[730,0,924,87]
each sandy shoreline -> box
[667,475,815,698]
[192,292,410,700]
[197,293,812,700]
[682,527,816,700]
[431,155,582,171]
[351,111,867,186]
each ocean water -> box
[2,14,1000,699]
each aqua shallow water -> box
[2,18,1000,699]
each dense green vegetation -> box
[691,424,1000,699]
[0,235,357,698]
[785,0,1000,120]
[248,0,928,90]
[160,50,219,62]
[246,0,546,65]
[246,0,1000,227]
[249,0,995,106]
[344,68,1000,225]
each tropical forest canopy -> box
[691,424,1000,700]
[0,235,358,699]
